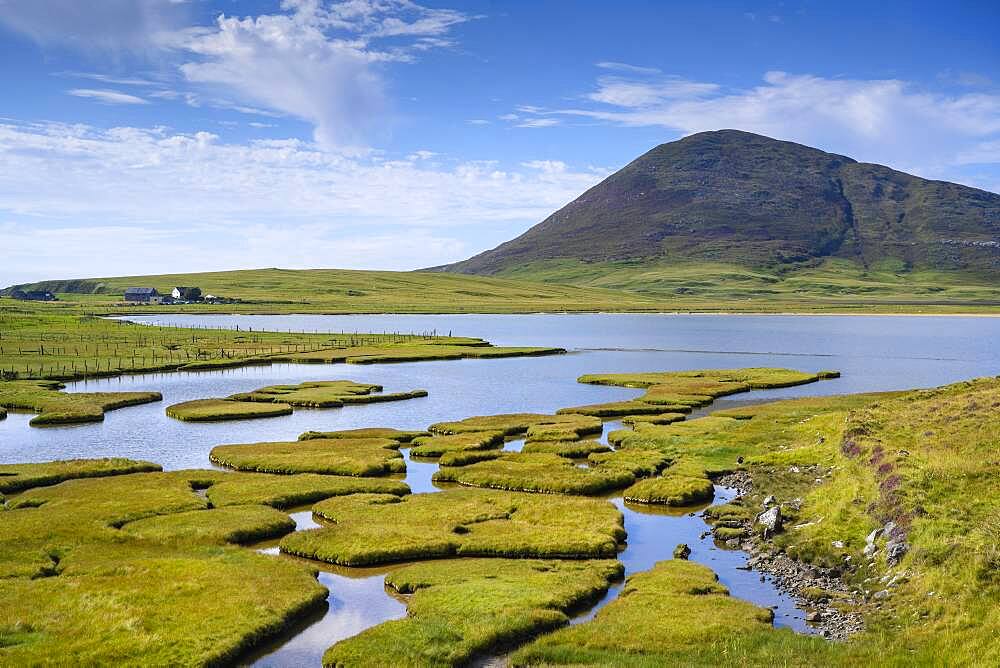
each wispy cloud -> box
[516,118,560,128]
[0,120,608,281]
[510,68,1000,186]
[67,88,149,105]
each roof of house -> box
[124,287,158,295]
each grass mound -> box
[323,559,624,668]
[409,431,505,458]
[166,398,293,421]
[429,413,602,439]
[279,489,625,566]
[561,368,839,419]
[587,449,671,477]
[229,380,427,407]
[438,450,504,466]
[281,344,565,365]
[520,440,612,458]
[432,453,637,495]
[209,437,405,476]
[120,505,296,544]
[623,464,715,506]
[205,472,410,508]
[622,412,687,426]
[298,427,429,442]
[0,380,161,426]
[510,559,781,666]
[0,458,161,494]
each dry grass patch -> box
[166,398,293,421]
[209,437,405,476]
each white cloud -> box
[516,118,560,128]
[67,88,150,105]
[0,121,608,283]
[467,119,490,125]
[513,70,1000,185]
[595,61,661,75]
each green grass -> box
[510,559,787,666]
[586,449,672,477]
[432,453,638,496]
[279,489,626,566]
[229,380,427,407]
[323,558,624,667]
[490,257,1000,314]
[622,465,715,506]
[204,472,410,508]
[430,413,603,439]
[299,427,429,442]
[209,437,406,476]
[0,458,162,494]
[120,505,297,544]
[0,300,564,382]
[409,431,505,458]
[561,368,838,420]
[166,398,294,421]
[438,450,505,467]
[520,441,612,458]
[166,380,427,421]
[0,379,162,426]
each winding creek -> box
[3,314,999,666]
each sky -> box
[1,0,998,285]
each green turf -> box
[432,453,638,495]
[0,458,162,494]
[429,413,602,439]
[323,559,624,667]
[209,437,406,476]
[0,379,162,426]
[120,505,297,544]
[622,464,715,506]
[204,472,410,508]
[229,380,427,407]
[166,398,294,421]
[520,440,612,458]
[279,489,626,566]
[409,431,505,458]
[299,427,430,442]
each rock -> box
[873,589,890,600]
[883,521,897,537]
[756,506,783,537]
[886,540,908,565]
[806,611,822,622]
[762,495,777,508]
[866,527,884,545]
[789,466,801,473]
[673,543,692,560]
[832,540,845,549]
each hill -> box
[439,130,1000,279]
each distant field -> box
[5,263,1000,314]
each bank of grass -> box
[0,379,162,426]
[430,413,602,440]
[0,458,161,494]
[324,558,624,668]
[166,380,427,421]
[510,559,797,666]
[230,380,427,406]
[623,464,715,506]
[432,453,638,495]
[205,471,410,508]
[209,437,405,476]
[409,431,505,458]
[279,489,626,566]
[561,368,838,420]
[520,441,611,458]
[121,505,297,544]
[587,449,672,477]
[166,398,294,421]
[299,427,429,442]
[525,375,1000,665]
[0,300,563,382]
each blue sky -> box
[1,0,998,284]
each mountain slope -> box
[440,130,1000,277]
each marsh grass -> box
[120,505,296,544]
[429,413,602,439]
[623,465,715,506]
[279,489,626,566]
[209,437,405,476]
[0,458,161,494]
[298,427,429,442]
[323,558,624,668]
[520,441,611,458]
[205,472,410,508]
[409,431,505,458]
[0,380,161,426]
[166,398,294,421]
[229,380,426,407]
[432,453,637,495]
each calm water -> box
[3,314,998,666]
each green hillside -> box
[439,130,1000,283]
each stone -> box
[756,506,783,537]
[886,540,908,566]
[762,494,777,508]
[832,540,846,549]
[806,611,822,622]
[873,589,890,600]
[673,543,692,560]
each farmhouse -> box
[171,286,201,301]
[123,287,166,304]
